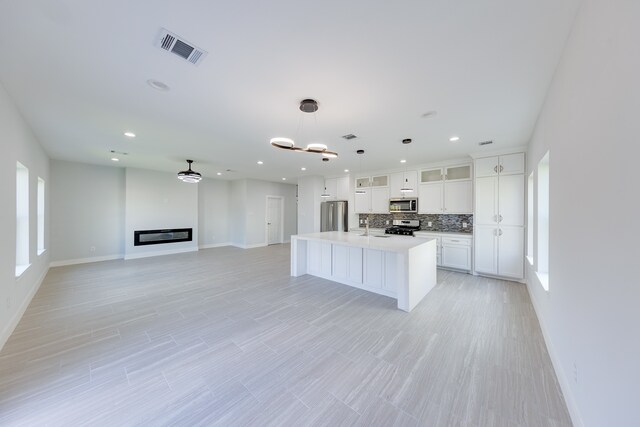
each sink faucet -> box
[364,215,370,236]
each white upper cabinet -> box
[371,187,390,213]
[499,153,525,175]
[356,177,370,189]
[418,183,443,213]
[371,175,389,187]
[420,168,444,183]
[354,190,371,213]
[418,164,472,214]
[475,153,525,177]
[444,165,472,181]
[444,181,473,213]
[336,176,349,200]
[390,171,418,198]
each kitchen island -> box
[290,231,437,312]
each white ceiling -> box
[0,0,580,182]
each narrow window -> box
[37,177,45,255]
[537,152,550,290]
[527,172,534,265]
[16,162,30,276]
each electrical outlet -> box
[573,362,578,383]
[427,221,432,227]
[386,220,390,225]
[463,222,468,228]
[90,246,96,252]
[360,219,363,224]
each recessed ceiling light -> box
[147,79,170,91]
[344,169,349,173]
[257,161,263,165]
[282,178,286,181]
[301,167,306,171]
[449,136,460,142]
[217,172,222,176]
[124,132,136,138]
[400,159,407,163]
[111,157,119,162]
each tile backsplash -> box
[358,213,473,234]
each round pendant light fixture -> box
[400,139,414,193]
[269,99,338,160]
[355,149,367,194]
[177,160,202,183]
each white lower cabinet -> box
[441,237,472,270]
[414,232,472,271]
[308,241,333,278]
[333,245,363,283]
[473,225,524,279]
[364,249,384,288]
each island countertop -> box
[293,231,434,253]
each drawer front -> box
[442,237,472,246]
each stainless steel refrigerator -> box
[321,201,348,232]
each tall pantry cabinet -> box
[473,153,525,279]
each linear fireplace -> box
[134,228,193,246]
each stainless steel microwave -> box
[389,198,418,213]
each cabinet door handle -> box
[498,229,503,236]
[494,165,498,173]
[499,165,504,173]
[499,214,503,223]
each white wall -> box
[124,168,198,259]
[526,1,639,425]
[198,177,231,248]
[0,82,50,350]
[244,179,297,246]
[229,180,247,247]
[50,160,125,264]
[297,176,324,234]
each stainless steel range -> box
[385,219,421,236]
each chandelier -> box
[270,99,338,160]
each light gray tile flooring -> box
[0,244,572,426]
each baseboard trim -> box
[525,265,583,427]
[0,265,49,352]
[198,243,231,249]
[124,247,198,260]
[230,243,268,249]
[50,254,123,267]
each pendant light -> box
[177,160,202,183]
[270,99,338,160]
[355,149,366,194]
[321,181,331,198]
[399,139,414,193]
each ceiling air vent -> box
[342,134,357,140]
[479,140,493,146]
[155,28,207,66]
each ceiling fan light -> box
[177,160,202,183]
[270,137,295,149]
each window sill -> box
[536,271,549,291]
[37,249,46,256]
[15,264,31,278]
[526,255,534,266]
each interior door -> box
[267,197,282,245]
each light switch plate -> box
[427,221,432,227]
[463,222,468,228]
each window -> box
[16,162,30,276]
[537,152,550,290]
[527,172,534,265]
[37,177,45,255]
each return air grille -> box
[156,28,207,66]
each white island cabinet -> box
[291,231,437,312]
